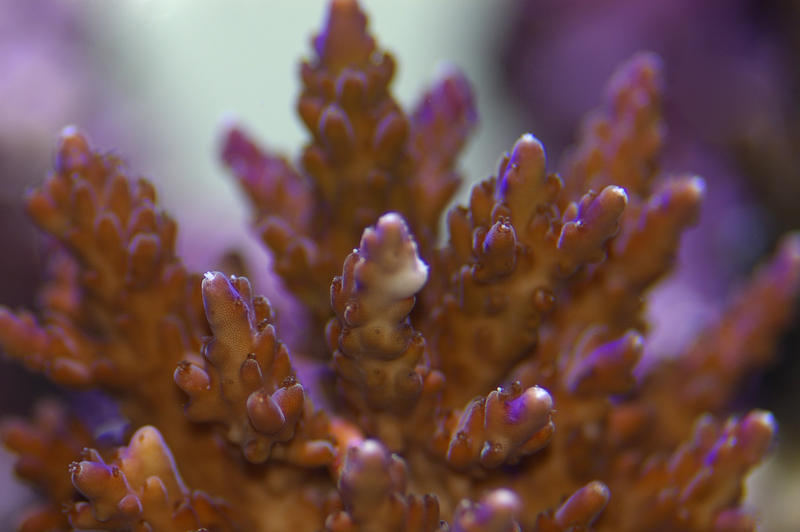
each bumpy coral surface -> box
[1,1,799,530]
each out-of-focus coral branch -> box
[531,54,698,365]
[220,128,319,307]
[175,272,334,465]
[450,489,522,532]
[221,128,312,232]
[641,234,800,444]
[564,329,643,396]
[561,52,664,202]
[67,425,234,531]
[324,439,443,532]
[621,176,704,277]
[606,411,775,531]
[0,128,204,391]
[533,481,610,531]
[408,69,477,241]
[1,399,92,531]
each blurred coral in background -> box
[500,0,800,526]
[500,0,800,330]
[501,0,799,335]
[0,0,135,525]
[0,0,124,309]
[1,0,799,530]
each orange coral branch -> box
[175,272,334,465]
[68,426,234,531]
[641,234,800,444]
[0,128,204,391]
[432,382,553,470]
[605,411,775,531]
[223,0,476,354]
[432,134,626,406]
[328,213,442,419]
[1,399,92,531]
[324,439,443,532]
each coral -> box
[68,426,233,531]
[221,0,476,341]
[1,0,799,530]
[0,6,130,505]
[499,0,800,360]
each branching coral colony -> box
[1,1,799,531]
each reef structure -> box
[1,1,799,531]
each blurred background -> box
[0,0,798,528]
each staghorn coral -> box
[0,0,799,530]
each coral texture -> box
[1,0,799,531]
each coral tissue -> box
[1,0,799,530]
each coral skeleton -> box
[1,0,799,530]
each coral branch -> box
[223,0,476,356]
[0,128,204,391]
[557,185,627,275]
[13,505,67,532]
[324,439,443,532]
[67,425,234,531]
[530,55,700,371]
[564,329,643,396]
[609,176,705,289]
[408,68,478,236]
[561,52,664,200]
[329,213,441,417]
[221,126,312,234]
[642,234,800,443]
[175,272,334,465]
[558,54,700,331]
[312,0,375,73]
[608,411,775,530]
[432,382,553,470]
[1,399,93,531]
[432,133,626,405]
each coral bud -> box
[127,233,161,287]
[319,104,355,158]
[499,134,545,196]
[336,69,367,109]
[373,112,409,163]
[246,390,286,435]
[174,361,211,395]
[554,481,609,528]
[558,185,627,274]
[54,126,91,174]
[451,489,521,532]
[567,330,643,395]
[737,410,776,465]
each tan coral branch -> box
[67,426,234,531]
[328,213,440,416]
[175,271,334,465]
